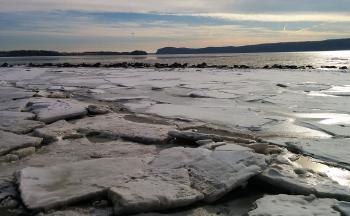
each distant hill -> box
[0,50,147,57]
[156,38,350,54]
[0,50,61,57]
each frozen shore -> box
[0,66,350,215]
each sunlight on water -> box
[293,155,350,187]
[307,91,338,97]
[323,85,350,94]
[318,50,350,58]
[1,51,349,68]
[294,113,350,125]
[260,117,333,139]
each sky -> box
[0,0,350,52]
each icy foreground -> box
[0,67,350,215]
[249,194,350,216]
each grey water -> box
[1,51,350,68]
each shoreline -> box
[1,62,349,71]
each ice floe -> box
[249,194,350,216]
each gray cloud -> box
[1,0,349,51]
[1,0,349,13]
[226,0,350,13]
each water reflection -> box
[260,117,333,139]
[322,85,350,96]
[1,51,349,68]
[294,113,350,125]
[292,155,350,187]
[318,50,350,58]
[307,91,338,97]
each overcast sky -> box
[1,0,349,52]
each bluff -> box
[156,38,350,54]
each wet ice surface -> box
[2,66,350,215]
[1,67,350,167]
[290,154,350,187]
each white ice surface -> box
[1,67,350,166]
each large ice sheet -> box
[18,158,151,210]
[26,98,88,123]
[74,113,175,144]
[1,67,350,167]
[0,130,42,156]
[151,145,266,202]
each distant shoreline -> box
[1,50,350,59]
[2,38,350,57]
[0,50,148,57]
[156,38,350,55]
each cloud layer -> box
[0,0,349,51]
[2,0,350,13]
